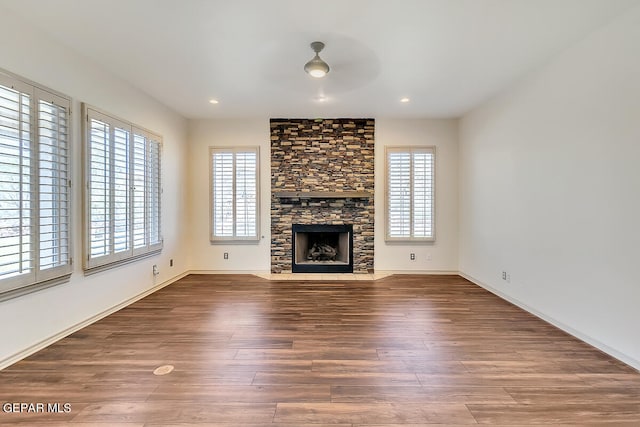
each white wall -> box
[187,118,459,274]
[187,119,271,272]
[375,119,459,273]
[459,5,640,369]
[0,8,189,366]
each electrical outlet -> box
[426,253,432,261]
[169,259,173,267]
[153,265,159,276]
[410,253,415,261]
[224,252,229,260]
[502,271,507,280]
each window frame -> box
[385,145,436,242]
[0,69,72,300]
[209,146,260,243]
[83,104,162,273]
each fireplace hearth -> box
[292,224,353,273]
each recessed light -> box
[209,99,219,104]
[400,97,410,103]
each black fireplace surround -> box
[292,224,354,273]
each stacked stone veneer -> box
[271,118,375,274]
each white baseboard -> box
[189,270,459,276]
[375,270,459,275]
[188,270,271,275]
[0,271,189,371]
[185,270,460,282]
[459,271,640,372]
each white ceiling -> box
[2,0,638,119]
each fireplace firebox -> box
[292,224,353,273]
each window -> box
[386,146,435,241]
[0,71,71,298]
[84,106,162,271]
[210,147,259,242]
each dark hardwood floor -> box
[1,274,639,425]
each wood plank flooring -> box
[1,274,639,425]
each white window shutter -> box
[211,147,259,241]
[235,151,257,237]
[112,126,130,254]
[147,139,162,247]
[212,151,234,237]
[388,151,411,238]
[132,130,162,253]
[85,107,163,271]
[88,117,111,260]
[0,81,35,287]
[386,147,435,241]
[36,89,71,278]
[412,151,434,239]
[132,134,146,249]
[1,74,72,295]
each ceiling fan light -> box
[304,42,330,78]
[308,69,327,78]
[305,56,330,78]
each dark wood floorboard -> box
[1,274,639,425]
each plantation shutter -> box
[210,147,259,241]
[235,151,257,237]
[386,147,435,241]
[88,115,111,260]
[0,78,35,289]
[0,73,72,295]
[146,137,161,248]
[387,151,411,238]
[132,128,162,254]
[212,151,234,237]
[112,126,130,254]
[35,89,71,280]
[132,133,146,250]
[412,150,434,238]
[85,107,163,271]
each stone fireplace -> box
[271,119,374,274]
[292,224,353,273]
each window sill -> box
[0,274,72,302]
[385,238,435,244]
[210,238,261,245]
[84,249,162,276]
